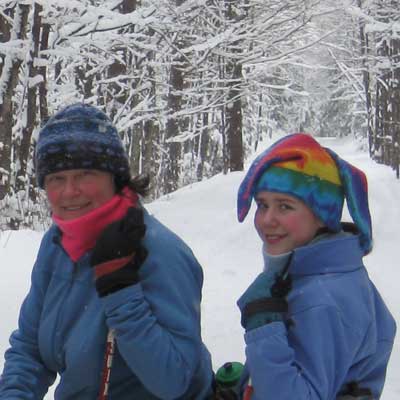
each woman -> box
[234,133,396,399]
[0,103,213,399]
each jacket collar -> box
[289,228,364,277]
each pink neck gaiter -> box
[52,188,138,262]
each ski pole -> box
[98,329,116,400]
[243,378,253,400]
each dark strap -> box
[271,274,292,297]
[337,381,373,399]
[242,297,288,320]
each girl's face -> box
[254,191,324,255]
[45,169,115,220]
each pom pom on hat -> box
[237,133,372,254]
[35,103,131,188]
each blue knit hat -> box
[35,103,131,188]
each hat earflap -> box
[325,148,372,255]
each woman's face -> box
[254,191,324,255]
[44,169,115,220]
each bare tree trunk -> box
[0,4,30,201]
[0,4,12,76]
[38,23,50,122]
[218,55,228,175]
[226,63,244,171]
[0,7,13,201]
[196,112,210,181]
[142,116,160,199]
[357,0,374,156]
[109,0,142,177]
[161,0,190,193]
[224,0,244,172]
[164,62,183,193]
[141,61,160,198]
[371,0,400,178]
[391,36,400,178]
[15,3,43,193]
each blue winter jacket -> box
[241,231,396,399]
[0,210,213,399]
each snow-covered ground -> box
[1,135,399,398]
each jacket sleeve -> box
[100,218,210,399]
[0,240,56,399]
[244,304,360,400]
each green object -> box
[215,361,244,388]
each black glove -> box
[90,207,147,297]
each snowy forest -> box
[0,0,399,230]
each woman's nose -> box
[61,178,80,196]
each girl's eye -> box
[279,203,293,211]
[256,202,268,210]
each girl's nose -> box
[263,209,278,226]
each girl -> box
[235,133,396,399]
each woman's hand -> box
[90,207,147,297]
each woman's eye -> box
[48,175,62,182]
[77,170,95,181]
[44,175,64,188]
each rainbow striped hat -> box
[237,133,372,254]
